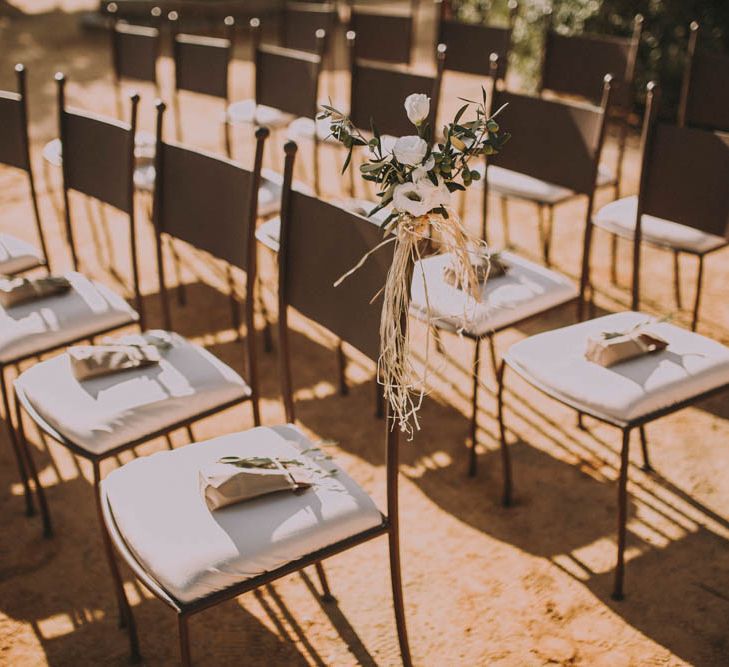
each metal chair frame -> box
[499,83,729,600]
[100,140,411,666]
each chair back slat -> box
[282,2,337,54]
[280,190,393,363]
[438,21,511,79]
[351,9,413,65]
[156,143,255,271]
[0,92,28,171]
[489,89,607,195]
[174,33,231,99]
[62,111,135,213]
[679,25,729,132]
[641,123,729,238]
[256,45,322,119]
[113,23,159,84]
[542,23,639,109]
[350,58,440,137]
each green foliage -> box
[451,0,729,115]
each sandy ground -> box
[1,2,729,666]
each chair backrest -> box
[107,3,160,85]
[56,72,142,320]
[152,101,268,325]
[171,15,235,100]
[350,6,414,65]
[277,140,401,523]
[349,34,445,137]
[252,24,325,119]
[435,0,516,80]
[540,12,642,110]
[487,62,612,197]
[0,64,49,269]
[678,22,729,132]
[281,2,338,54]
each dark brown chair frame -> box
[107,3,162,118]
[430,76,613,490]
[498,83,729,601]
[435,0,517,82]
[100,140,412,667]
[13,105,269,651]
[0,64,50,274]
[348,1,419,65]
[251,18,326,193]
[4,75,143,525]
[280,0,338,56]
[531,12,643,269]
[169,11,237,156]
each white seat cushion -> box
[593,196,727,254]
[470,165,614,204]
[286,116,339,143]
[15,330,250,455]
[0,234,44,275]
[410,251,579,337]
[258,169,285,218]
[227,100,293,129]
[101,424,383,603]
[255,199,388,253]
[0,271,138,363]
[505,311,729,423]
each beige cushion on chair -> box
[15,330,251,455]
[0,271,138,363]
[593,196,727,254]
[410,251,579,337]
[0,234,44,275]
[226,99,293,129]
[101,424,383,603]
[505,311,729,423]
[470,165,614,205]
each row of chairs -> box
[1,74,410,665]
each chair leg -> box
[15,396,52,537]
[314,561,335,602]
[613,428,631,601]
[692,255,705,332]
[609,233,619,285]
[1,369,34,517]
[431,325,445,355]
[388,526,412,667]
[93,463,141,662]
[496,362,512,507]
[543,204,555,266]
[178,613,192,667]
[374,378,384,420]
[336,340,348,396]
[638,426,652,472]
[313,141,321,198]
[255,278,274,354]
[577,413,586,430]
[223,121,232,159]
[672,250,682,311]
[468,338,481,478]
[500,196,511,247]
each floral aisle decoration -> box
[318,90,510,436]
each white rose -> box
[411,156,435,182]
[404,93,430,126]
[393,135,428,166]
[393,182,430,217]
[417,177,451,211]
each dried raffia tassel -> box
[337,208,490,439]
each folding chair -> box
[14,105,270,640]
[2,75,143,520]
[0,64,50,276]
[435,0,517,83]
[498,83,729,600]
[594,83,729,331]
[169,12,237,156]
[411,76,614,484]
[349,1,418,65]
[679,22,729,133]
[99,141,412,666]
